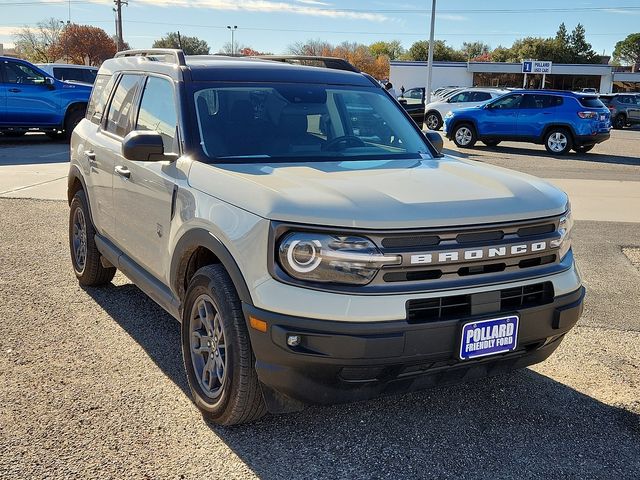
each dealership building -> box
[390,60,640,94]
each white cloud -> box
[132,0,389,22]
[294,0,331,5]
[0,26,20,36]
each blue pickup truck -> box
[0,56,91,140]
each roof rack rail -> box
[114,48,186,66]
[253,55,360,73]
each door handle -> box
[8,88,21,93]
[84,150,96,162]
[115,165,131,179]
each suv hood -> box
[188,156,567,229]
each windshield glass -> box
[192,83,432,161]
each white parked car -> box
[425,88,508,130]
[36,63,98,85]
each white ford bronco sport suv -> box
[68,49,584,425]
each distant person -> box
[400,85,405,96]
[385,82,397,98]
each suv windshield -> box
[192,83,432,161]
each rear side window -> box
[53,67,85,83]
[86,74,116,124]
[136,76,178,153]
[471,91,492,102]
[521,94,563,109]
[578,97,605,108]
[105,74,140,137]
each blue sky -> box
[1,0,639,57]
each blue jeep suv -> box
[0,56,92,139]
[443,90,611,154]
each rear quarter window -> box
[86,74,117,125]
[578,97,605,108]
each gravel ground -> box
[1,198,639,479]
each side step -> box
[94,234,181,321]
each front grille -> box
[406,282,554,323]
[375,216,563,287]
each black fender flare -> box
[170,228,253,306]
[67,164,99,227]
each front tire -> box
[612,114,626,130]
[69,190,116,286]
[544,128,572,155]
[452,123,477,148]
[425,111,442,131]
[182,265,266,426]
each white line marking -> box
[39,151,69,158]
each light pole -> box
[227,25,237,55]
[425,0,436,107]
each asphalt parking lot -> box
[1,131,639,479]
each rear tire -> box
[483,140,501,147]
[452,123,476,148]
[69,190,116,286]
[544,128,572,155]
[612,114,626,130]
[182,264,267,426]
[574,144,594,153]
[64,107,86,139]
[425,111,442,131]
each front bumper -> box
[244,286,585,412]
[574,131,610,146]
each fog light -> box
[287,334,301,347]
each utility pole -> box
[425,0,436,107]
[114,0,127,51]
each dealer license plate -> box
[460,315,519,360]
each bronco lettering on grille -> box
[409,241,548,265]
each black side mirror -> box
[44,77,55,89]
[122,131,175,162]
[423,129,443,155]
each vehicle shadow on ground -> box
[85,281,640,479]
[444,145,640,167]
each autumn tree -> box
[49,24,116,66]
[153,32,210,55]
[286,39,389,79]
[13,17,65,63]
[613,33,640,71]
[237,47,271,56]
[461,41,490,61]
[287,39,333,56]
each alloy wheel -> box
[455,126,473,146]
[189,294,228,399]
[426,114,439,130]
[72,207,87,273]
[547,132,568,153]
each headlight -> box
[277,232,401,285]
[550,206,574,260]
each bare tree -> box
[13,17,65,63]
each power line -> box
[2,1,640,15]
